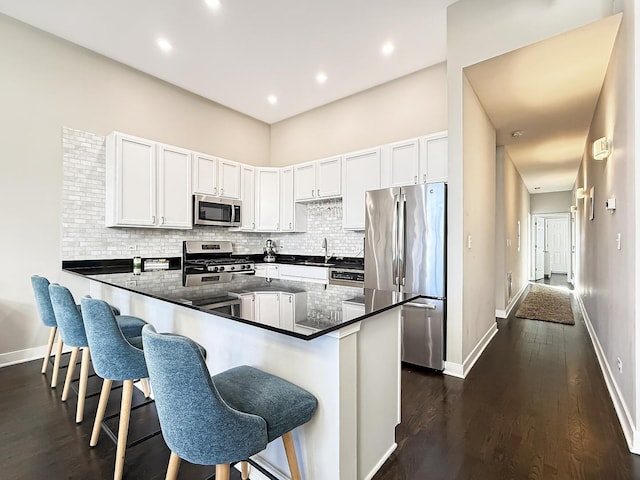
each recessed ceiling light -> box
[205,0,221,10]
[381,42,395,56]
[157,38,173,52]
[511,130,524,138]
[267,95,278,105]
[316,72,328,84]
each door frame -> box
[530,213,572,282]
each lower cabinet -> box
[236,291,306,329]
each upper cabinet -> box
[342,148,381,230]
[239,165,255,231]
[106,132,192,229]
[280,167,307,232]
[192,154,241,200]
[419,132,448,183]
[381,138,420,188]
[255,168,280,231]
[294,156,341,202]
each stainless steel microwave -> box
[193,195,241,226]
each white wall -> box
[269,64,447,166]
[0,15,270,360]
[575,0,638,449]
[495,147,530,314]
[530,191,572,214]
[447,0,614,372]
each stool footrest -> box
[100,397,161,449]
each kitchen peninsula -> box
[62,264,409,480]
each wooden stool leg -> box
[140,378,151,398]
[114,379,134,480]
[165,451,181,480]
[282,431,302,480]
[76,347,91,423]
[50,336,64,388]
[241,461,249,480]
[90,379,113,447]
[41,327,57,374]
[215,464,230,480]
[61,347,79,401]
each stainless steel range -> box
[182,241,255,286]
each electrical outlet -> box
[617,357,622,373]
[125,280,137,288]
[127,244,137,251]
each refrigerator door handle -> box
[392,194,400,285]
[398,193,406,286]
[404,301,437,310]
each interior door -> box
[534,217,545,280]
[547,217,569,273]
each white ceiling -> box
[0,0,455,124]
[464,14,622,194]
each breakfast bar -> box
[62,266,410,480]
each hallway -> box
[374,288,640,479]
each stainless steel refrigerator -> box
[364,182,446,370]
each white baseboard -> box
[0,343,74,369]
[496,282,529,319]
[576,294,638,454]
[444,322,498,379]
[364,442,397,480]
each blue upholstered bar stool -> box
[31,275,65,388]
[141,325,318,480]
[48,284,148,423]
[81,297,151,480]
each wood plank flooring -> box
[2,277,639,479]
[373,278,640,480]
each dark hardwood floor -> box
[2,282,639,479]
[374,279,640,480]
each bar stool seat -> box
[48,284,148,423]
[141,325,317,480]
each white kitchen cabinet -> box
[238,293,255,321]
[255,168,280,231]
[254,263,280,280]
[255,293,280,328]
[342,147,381,230]
[239,165,255,231]
[280,167,307,232]
[419,132,448,183]
[106,132,192,229]
[381,138,420,188]
[280,292,307,331]
[278,264,329,284]
[217,157,241,199]
[342,300,365,322]
[294,156,341,201]
[192,152,218,195]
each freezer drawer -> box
[401,298,444,370]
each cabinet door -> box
[240,165,255,230]
[419,134,448,183]
[280,167,295,231]
[239,294,255,321]
[255,293,280,327]
[294,162,316,201]
[217,158,241,199]
[255,168,280,231]
[157,144,193,229]
[342,148,381,230]
[279,293,294,331]
[106,133,157,227]
[316,156,342,198]
[192,152,217,195]
[383,139,419,187]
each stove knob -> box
[230,266,236,271]
[218,266,225,272]
[244,264,250,270]
[211,266,218,273]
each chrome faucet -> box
[322,238,331,263]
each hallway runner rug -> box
[515,284,575,325]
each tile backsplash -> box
[61,127,364,261]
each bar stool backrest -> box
[49,284,88,347]
[31,275,57,327]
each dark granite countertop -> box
[63,264,413,340]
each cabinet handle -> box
[289,296,292,303]
[414,175,418,184]
[220,188,224,196]
[252,222,255,229]
[423,174,427,183]
[152,215,156,224]
[317,189,320,197]
[311,189,315,197]
[289,222,292,229]
[161,216,165,224]
[213,187,217,195]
